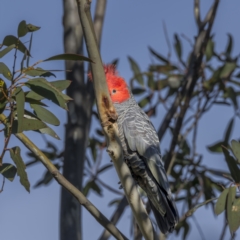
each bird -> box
[104,64,179,234]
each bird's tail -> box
[148,192,179,234]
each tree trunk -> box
[60,1,107,239]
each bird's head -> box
[104,65,130,103]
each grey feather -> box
[114,94,179,234]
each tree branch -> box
[0,113,127,240]
[164,0,220,172]
[99,197,128,240]
[75,0,157,239]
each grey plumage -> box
[114,94,179,234]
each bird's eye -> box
[112,89,116,93]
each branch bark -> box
[163,0,220,172]
[75,0,157,239]
[0,113,127,240]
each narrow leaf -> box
[10,147,30,192]
[23,67,56,77]
[227,186,236,234]
[97,164,113,174]
[215,188,229,215]
[14,87,25,133]
[206,39,214,61]
[43,53,93,63]
[25,78,67,110]
[231,140,240,163]
[26,24,41,32]
[132,88,145,95]
[224,118,234,143]
[18,20,28,37]
[30,104,60,126]
[220,62,237,78]
[0,163,17,181]
[0,62,12,80]
[230,198,240,233]
[222,146,240,183]
[148,47,169,64]
[0,44,15,58]
[38,127,60,140]
[128,56,144,85]
[12,118,47,133]
[207,141,224,153]
[50,80,71,91]
[2,35,30,56]
[174,34,182,59]
[226,34,233,56]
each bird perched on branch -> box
[104,64,179,234]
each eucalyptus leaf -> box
[43,53,93,63]
[0,163,17,181]
[25,78,68,110]
[30,104,60,126]
[0,44,15,58]
[215,188,229,215]
[227,186,236,234]
[10,147,30,192]
[128,56,144,85]
[2,35,30,56]
[14,87,25,133]
[222,146,240,183]
[231,140,240,163]
[0,62,12,80]
[18,20,28,37]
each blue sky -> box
[1,1,240,240]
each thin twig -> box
[192,215,206,240]
[0,176,5,193]
[162,20,172,60]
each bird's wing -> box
[122,107,170,193]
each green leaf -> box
[149,64,177,73]
[26,23,41,32]
[30,104,60,126]
[2,35,30,56]
[97,164,113,174]
[25,78,68,110]
[23,67,56,77]
[0,44,15,58]
[50,80,71,91]
[224,118,234,143]
[14,87,25,133]
[215,188,229,215]
[138,96,150,108]
[38,127,60,140]
[10,147,30,192]
[25,91,44,101]
[231,140,240,163]
[34,170,53,188]
[220,62,237,78]
[128,56,144,85]
[155,79,168,90]
[0,62,12,80]
[226,34,233,57]
[132,88,145,95]
[25,98,47,107]
[18,20,28,37]
[43,53,93,63]
[83,180,102,196]
[227,186,236,234]
[174,34,182,59]
[230,198,240,233]
[147,73,155,90]
[206,39,214,61]
[223,87,238,109]
[222,146,240,183]
[148,47,169,64]
[12,118,47,133]
[207,141,224,153]
[0,163,17,181]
